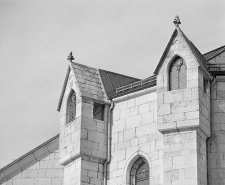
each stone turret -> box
[154,16,213,185]
[57,56,108,185]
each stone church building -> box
[1,16,225,185]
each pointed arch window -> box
[169,57,187,90]
[67,90,76,123]
[130,157,149,185]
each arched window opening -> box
[130,157,149,185]
[169,57,187,91]
[67,90,76,123]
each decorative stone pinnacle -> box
[173,15,181,27]
[67,52,74,62]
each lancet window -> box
[169,57,187,90]
[130,157,149,185]
[67,90,76,123]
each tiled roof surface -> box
[71,63,108,101]
[203,45,225,61]
[99,69,140,99]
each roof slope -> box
[153,29,177,75]
[71,62,107,101]
[57,62,140,110]
[57,66,70,111]
[179,28,207,69]
[99,69,140,99]
[203,45,225,61]
[0,135,59,183]
[57,62,109,111]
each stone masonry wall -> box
[210,79,225,185]
[161,129,206,185]
[2,150,64,185]
[163,131,198,185]
[108,91,163,185]
[198,70,210,185]
[59,69,82,165]
[63,155,104,185]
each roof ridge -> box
[71,62,98,70]
[0,134,59,173]
[178,27,208,68]
[72,62,139,80]
[203,45,225,56]
[203,45,225,61]
[99,69,140,80]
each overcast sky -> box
[0,0,224,168]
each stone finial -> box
[173,15,181,27]
[67,52,74,62]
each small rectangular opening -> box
[93,103,104,121]
[203,79,209,94]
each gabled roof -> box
[99,69,140,99]
[154,27,208,75]
[0,135,59,184]
[71,62,107,101]
[57,62,108,111]
[57,62,141,110]
[179,28,208,70]
[203,45,225,61]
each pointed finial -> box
[67,52,74,62]
[173,15,181,27]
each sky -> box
[0,0,224,168]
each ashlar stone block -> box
[139,103,149,113]
[173,155,197,169]
[112,149,125,161]
[147,92,157,102]
[125,115,141,129]
[158,103,171,115]
[124,128,135,141]
[141,111,154,125]
[136,123,155,137]
[127,98,136,108]
[136,95,148,105]
[112,119,125,134]
[163,113,185,122]
[171,100,199,114]
[129,106,138,116]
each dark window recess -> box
[93,103,104,121]
[130,157,149,185]
[203,79,209,94]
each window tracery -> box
[169,57,187,90]
[130,157,149,185]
